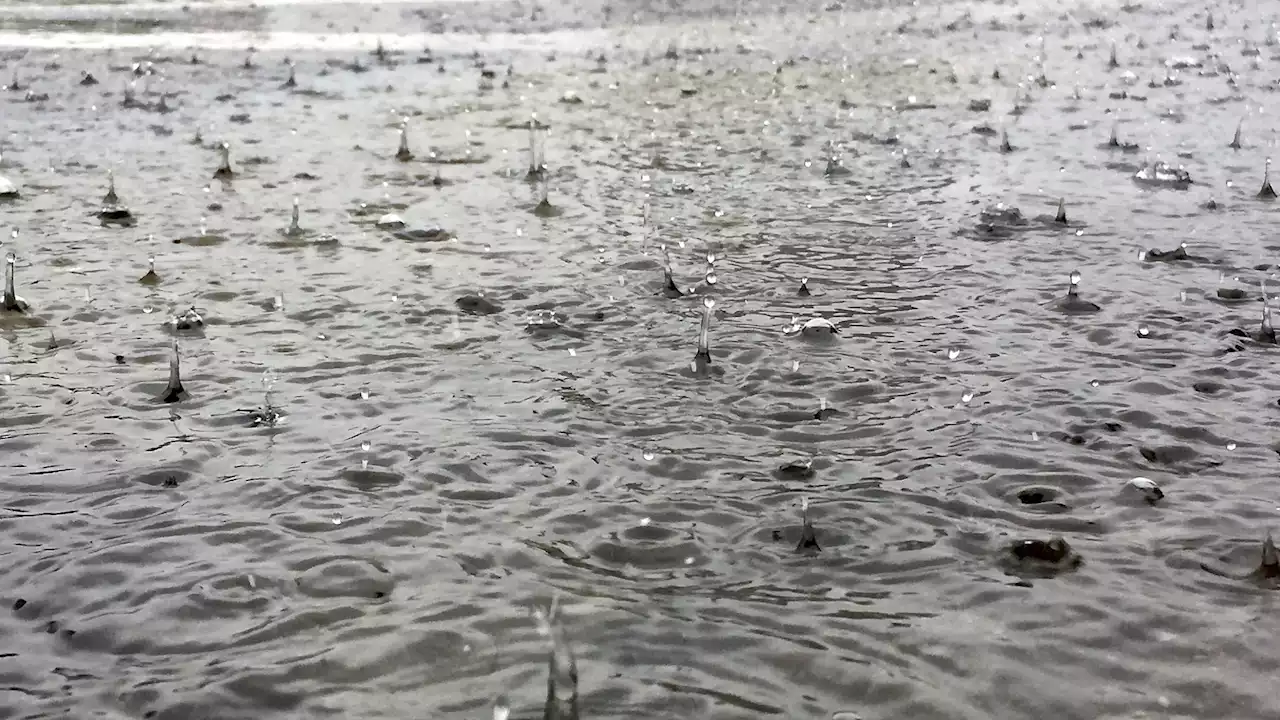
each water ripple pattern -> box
[1,0,1279,718]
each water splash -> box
[1258,158,1276,199]
[525,113,547,180]
[161,341,185,402]
[691,296,714,373]
[1229,118,1243,150]
[797,497,820,552]
[660,246,682,298]
[284,196,303,237]
[139,256,160,285]
[533,597,580,720]
[3,251,28,313]
[395,117,413,161]
[214,141,234,179]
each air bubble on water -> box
[360,385,370,400]
[1137,324,1150,337]
[143,305,154,314]
[331,514,342,525]
[1227,441,1237,451]
[703,296,715,309]
[961,390,974,403]
[1090,379,1100,387]
[947,347,960,361]
[705,270,718,285]
[642,449,655,461]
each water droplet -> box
[705,271,718,285]
[961,390,974,403]
[1178,290,1188,303]
[1227,441,1237,451]
[360,385,370,400]
[639,517,651,526]
[703,297,715,309]
[568,348,577,357]
[1070,269,1082,286]
[1030,431,1040,441]
[331,514,342,525]
[947,347,960,360]
[361,440,371,452]
[1090,379,1100,388]
[1,374,10,384]
[642,449,655,461]
[142,305,154,314]
[1137,324,1150,337]
[792,359,800,371]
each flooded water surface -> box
[2,0,1280,718]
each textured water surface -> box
[2,0,1279,718]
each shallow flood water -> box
[2,0,1279,718]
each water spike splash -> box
[139,256,160,285]
[796,496,820,552]
[1108,42,1119,69]
[1258,158,1276,199]
[3,251,28,313]
[1054,198,1067,224]
[535,598,580,720]
[526,113,547,180]
[161,341,185,402]
[999,128,1013,153]
[660,246,682,298]
[282,62,297,89]
[1108,122,1119,148]
[797,277,811,296]
[285,196,302,236]
[214,142,234,179]
[1229,118,1242,149]
[104,168,118,205]
[693,296,714,371]
[395,118,413,161]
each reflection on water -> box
[2,0,1280,718]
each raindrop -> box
[947,347,960,360]
[1226,441,1237,451]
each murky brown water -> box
[2,0,1280,718]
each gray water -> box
[2,0,1279,718]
